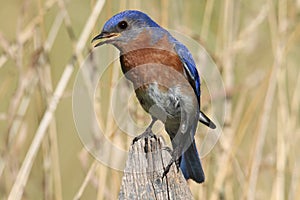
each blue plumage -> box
[180,141,205,182]
[174,42,201,102]
[102,10,160,33]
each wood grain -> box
[119,135,193,200]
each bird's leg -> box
[162,146,182,179]
[132,117,157,144]
[145,117,157,133]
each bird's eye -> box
[118,21,128,30]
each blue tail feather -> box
[180,141,205,183]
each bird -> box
[92,10,216,183]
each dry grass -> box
[0,0,299,199]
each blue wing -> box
[174,41,201,103]
[170,35,216,129]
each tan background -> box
[0,0,299,199]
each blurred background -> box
[0,0,299,199]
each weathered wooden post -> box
[119,134,193,200]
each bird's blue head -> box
[92,10,161,49]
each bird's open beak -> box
[91,32,120,47]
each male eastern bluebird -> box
[92,10,216,183]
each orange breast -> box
[120,48,189,90]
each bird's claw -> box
[132,128,156,145]
[162,147,182,180]
[162,157,181,180]
[162,163,171,180]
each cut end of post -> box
[119,134,193,200]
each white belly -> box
[135,83,181,122]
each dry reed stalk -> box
[96,163,109,200]
[289,73,300,136]
[41,135,53,200]
[8,0,106,198]
[161,0,169,27]
[287,73,300,197]
[210,0,236,199]
[92,3,123,199]
[33,26,54,200]
[272,1,288,199]
[0,55,7,69]
[0,0,56,69]
[286,24,300,54]
[245,44,279,200]
[0,0,55,68]
[272,67,287,200]
[110,168,122,199]
[0,33,15,58]
[44,11,65,52]
[75,0,106,58]
[286,38,300,200]
[6,0,57,142]
[56,0,77,50]
[96,49,120,199]
[0,157,5,180]
[232,4,268,52]
[209,84,247,200]
[230,71,266,155]
[8,0,64,147]
[7,73,38,145]
[73,161,97,200]
[5,4,64,198]
[201,0,215,40]
[281,4,300,163]
[289,161,300,200]
[8,60,75,200]
[246,2,285,199]
[48,121,63,200]
[225,176,234,199]
[38,28,64,200]
[232,156,246,190]
[75,56,103,197]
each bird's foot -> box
[162,150,181,179]
[132,118,157,144]
[162,159,181,180]
[132,127,156,145]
